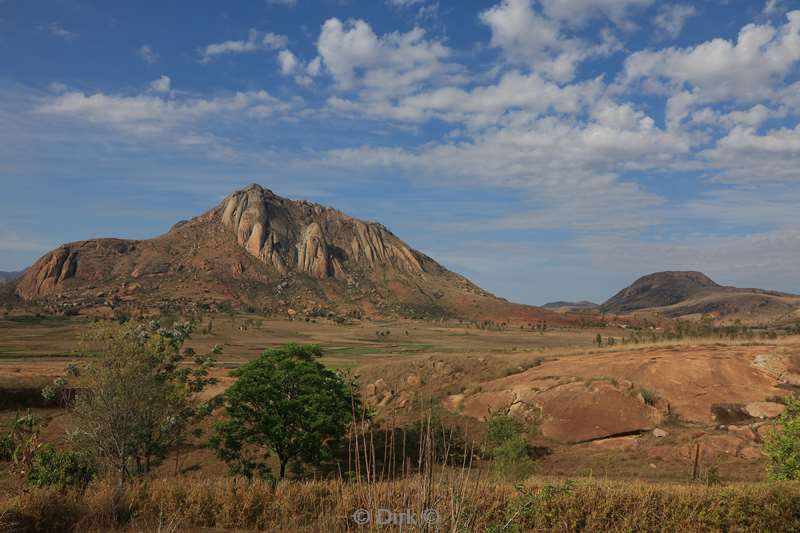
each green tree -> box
[763,396,800,480]
[46,321,219,485]
[209,343,359,480]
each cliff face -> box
[218,184,425,280]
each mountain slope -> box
[15,184,565,323]
[601,271,800,322]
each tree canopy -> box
[209,343,359,480]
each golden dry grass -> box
[2,475,800,532]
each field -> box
[1,311,800,531]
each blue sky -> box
[1,0,800,304]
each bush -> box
[493,435,535,480]
[27,446,96,489]
[485,415,535,480]
[639,387,659,406]
[763,396,800,480]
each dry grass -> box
[2,475,800,532]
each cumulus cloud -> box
[624,10,800,124]
[479,0,623,82]
[200,29,288,61]
[317,18,459,95]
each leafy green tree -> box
[209,343,359,480]
[763,396,800,480]
[46,321,219,485]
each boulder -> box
[745,401,785,419]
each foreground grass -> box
[2,475,800,532]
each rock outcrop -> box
[218,184,425,280]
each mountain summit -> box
[15,184,561,322]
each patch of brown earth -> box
[442,344,786,443]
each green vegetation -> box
[44,321,220,485]
[763,396,800,480]
[209,343,360,480]
[26,446,96,489]
[486,414,535,480]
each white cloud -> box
[330,70,603,127]
[624,10,800,116]
[479,0,622,82]
[137,44,159,64]
[653,4,696,40]
[703,123,800,183]
[317,18,458,95]
[278,49,298,75]
[47,22,77,40]
[36,89,295,135]
[148,75,171,94]
[200,29,288,61]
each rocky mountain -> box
[601,271,800,322]
[15,184,565,323]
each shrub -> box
[763,396,800,480]
[485,415,535,480]
[26,446,96,490]
[639,387,659,406]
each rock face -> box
[16,240,136,299]
[219,184,424,280]
[13,183,565,323]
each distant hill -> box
[14,184,570,324]
[0,271,23,282]
[601,271,800,322]
[542,300,599,312]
